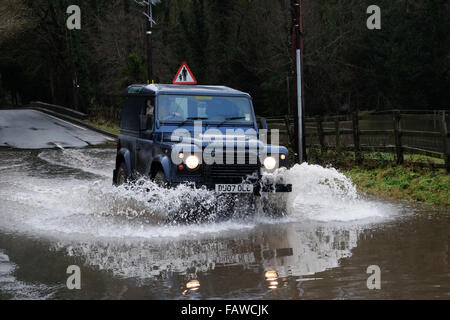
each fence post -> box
[441,111,449,173]
[393,110,404,165]
[335,118,341,152]
[352,111,362,164]
[316,115,325,153]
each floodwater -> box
[0,147,448,300]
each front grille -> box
[201,149,260,183]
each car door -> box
[120,96,141,176]
[136,97,155,176]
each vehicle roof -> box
[126,84,251,98]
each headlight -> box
[185,155,200,169]
[186,279,200,290]
[265,270,278,281]
[263,156,277,170]
[280,154,286,160]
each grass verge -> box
[88,119,120,136]
[343,166,450,206]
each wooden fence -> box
[264,110,450,172]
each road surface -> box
[0,109,114,149]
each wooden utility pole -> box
[290,0,307,163]
[441,111,449,173]
[393,110,404,165]
[352,110,362,164]
[136,0,157,83]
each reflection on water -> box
[183,279,201,295]
[0,148,448,299]
[41,219,378,299]
[51,221,362,282]
[265,270,279,289]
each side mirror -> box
[259,117,268,130]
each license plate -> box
[215,184,254,193]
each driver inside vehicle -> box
[159,97,183,121]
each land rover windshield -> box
[157,95,255,125]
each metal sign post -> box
[296,49,303,163]
[291,0,306,163]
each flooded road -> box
[0,148,448,299]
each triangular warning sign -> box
[173,62,197,85]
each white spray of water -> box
[0,149,396,242]
[282,163,390,222]
[0,148,401,292]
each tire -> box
[258,194,288,217]
[153,170,168,187]
[116,162,128,186]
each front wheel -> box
[153,170,168,187]
[115,162,128,186]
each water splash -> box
[0,148,402,294]
[256,163,392,222]
[0,148,396,242]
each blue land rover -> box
[113,84,292,194]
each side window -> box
[121,97,140,130]
[142,97,155,131]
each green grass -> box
[89,119,120,136]
[343,166,450,206]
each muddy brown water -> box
[0,148,448,299]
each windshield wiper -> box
[217,116,246,127]
[178,117,209,126]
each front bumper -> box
[254,183,292,194]
[181,180,292,195]
[171,164,292,195]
